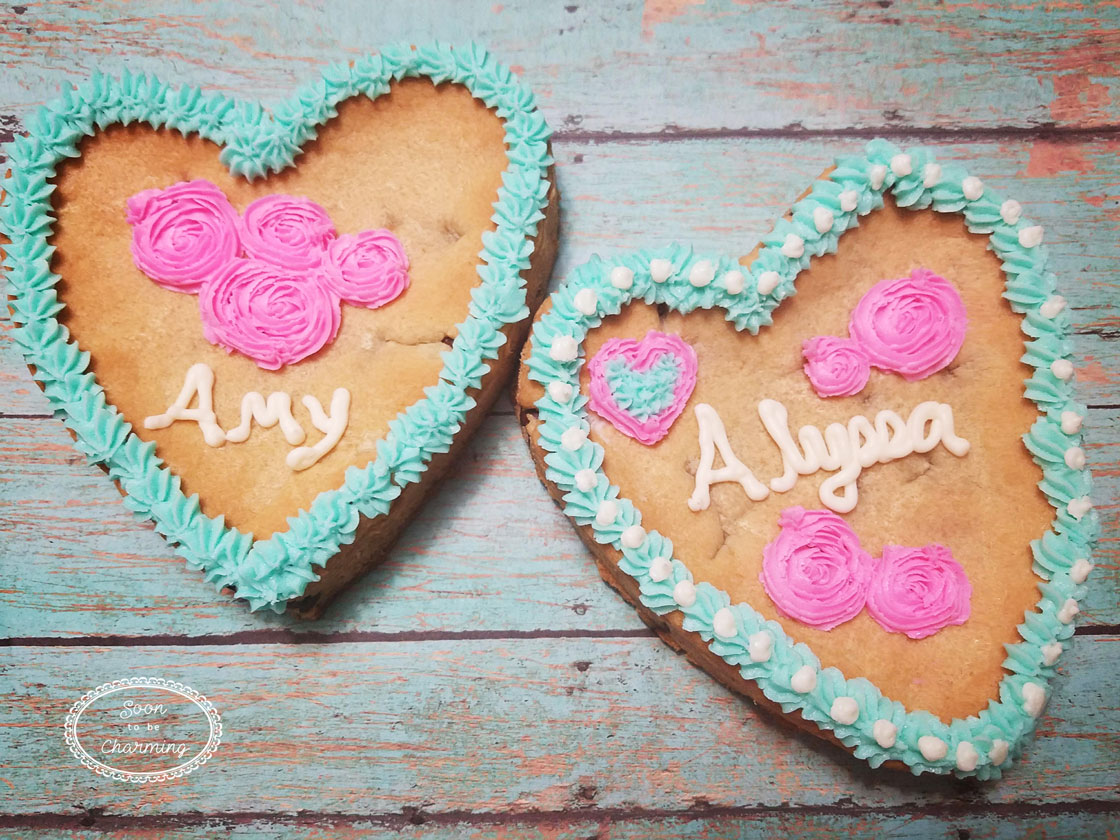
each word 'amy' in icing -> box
[761,506,971,637]
[688,398,970,514]
[143,363,350,471]
[127,181,409,370]
[802,269,967,397]
[587,331,697,445]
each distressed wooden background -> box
[1,1,1118,837]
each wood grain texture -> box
[1,0,1118,834]
[0,0,1119,133]
[2,638,1119,815]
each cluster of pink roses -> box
[760,506,971,639]
[802,269,967,398]
[127,180,409,370]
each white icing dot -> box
[574,469,598,493]
[1070,558,1093,585]
[989,739,1010,765]
[1064,446,1086,470]
[722,270,745,295]
[830,697,859,726]
[869,164,888,190]
[609,265,634,290]
[649,258,673,283]
[595,499,618,527]
[922,163,942,188]
[547,381,573,403]
[918,735,948,762]
[962,176,984,201]
[672,579,697,608]
[812,206,834,234]
[781,234,805,259]
[712,607,736,639]
[890,153,912,177]
[621,524,645,549]
[1060,410,1084,435]
[648,557,672,582]
[549,335,579,362]
[1050,358,1074,380]
[1041,642,1063,667]
[1000,199,1023,225]
[1057,597,1080,624]
[1022,682,1047,717]
[688,260,715,288]
[1040,295,1067,318]
[873,719,897,749]
[561,426,587,451]
[955,741,980,772]
[757,271,781,295]
[839,190,859,212]
[1067,496,1092,520]
[790,665,817,694]
[573,288,598,316]
[748,631,772,663]
[1018,225,1044,248]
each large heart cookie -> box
[516,140,1096,777]
[3,43,558,614]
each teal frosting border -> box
[525,139,1097,778]
[1,42,552,612]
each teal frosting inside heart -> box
[604,354,682,421]
[524,139,1097,780]
[1,43,552,612]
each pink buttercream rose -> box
[322,229,410,308]
[848,268,967,381]
[239,194,336,270]
[802,336,871,398]
[126,180,241,293]
[199,259,341,370]
[760,506,874,630]
[866,544,972,639]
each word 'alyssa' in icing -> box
[127,181,409,370]
[688,398,970,514]
[143,363,350,471]
[761,506,971,637]
[587,331,698,445]
[802,269,967,397]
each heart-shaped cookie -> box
[516,140,1096,777]
[3,43,558,614]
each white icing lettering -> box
[143,363,225,446]
[689,399,970,514]
[144,363,350,471]
[687,403,770,511]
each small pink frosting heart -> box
[587,330,698,445]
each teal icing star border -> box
[1,43,552,612]
[525,139,1097,778]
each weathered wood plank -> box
[1,406,1115,637]
[4,137,1117,416]
[2,637,1118,815]
[2,636,1120,815]
[1,0,1118,133]
[2,809,1119,839]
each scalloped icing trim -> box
[1,42,553,612]
[524,139,1096,779]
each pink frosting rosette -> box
[760,506,874,630]
[199,258,342,370]
[866,544,972,639]
[239,194,336,270]
[322,229,410,308]
[802,336,871,398]
[848,268,967,381]
[126,180,241,293]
